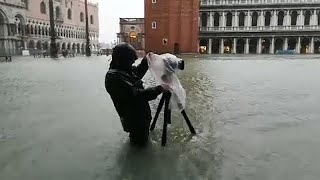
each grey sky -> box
[98,0,144,43]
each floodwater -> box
[1,55,320,180]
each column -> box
[234,12,239,27]
[245,38,250,54]
[207,12,210,27]
[209,12,213,28]
[312,10,317,26]
[285,10,291,26]
[233,38,237,54]
[232,12,236,27]
[270,37,275,54]
[271,10,278,26]
[220,38,224,54]
[208,38,212,54]
[257,37,262,54]
[298,10,304,26]
[246,11,252,26]
[296,37,301,54]
[284,37,288,50]
[24,41,27,50]
[258,11,265,26]
[311,37,314,53]
[221,12,226,27]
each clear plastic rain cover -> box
[146,53,186,111]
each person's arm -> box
[132,56,149,79]
[132,85,163,101]
[106,73,163,102]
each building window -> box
[90,15,94,24]
[67,9,72,19]
[152,21,157,29]
[80,12,84,22]
[163,38,168,45]
[56,7,61,19]
[152,0,157,3]
[40,1,46,14]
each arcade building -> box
[199,0,320,54]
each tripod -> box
[150,92,196,146]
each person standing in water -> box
[105,43,167,146]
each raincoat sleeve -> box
[132,56,149,79]
[106,73,163,102]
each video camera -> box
[146,53,195,146]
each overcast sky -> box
[98,0,144,43]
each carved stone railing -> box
[201,0,320,6]
[200,25,320,32]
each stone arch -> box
[56,6,61,19]
[261,38,271,54]
[43,41,49,50]
[236,38,245,54]
[77,43,81,53]
[314,38,320,53]
[40,1,46,14]
[252,11,259,26]
[0,7,9,24]
[291,10,298,26]
[67,43,71,50]
[226,12,233,27]
[213,12,220,27]
[72,43,76,52]
[224,38,233,54]
[90,15,94,24]
[56,42,61,50]
[80,12,84,22]
[81,43,85,54]
[288,37,297,50]
[199,39,208,54]
[275,38,284,52]
[278,11,285,26]
[301,37,310,54]
[201,13,208,27]
[239,11,245,27]
[62,42,66,50]
[304,10,312,25]
[249,38,258,53]
[67,9,72,20]
[265,11,272,26]
[28,40,35,49]
[36,41,42,50]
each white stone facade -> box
[0,0,99,55]
[199,0,320,54]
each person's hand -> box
[161,84,172,92]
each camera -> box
[161,53,185,72]
[147,52,184,73]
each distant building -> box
[0,0,99,55]
[199,0,320,54]
[0,0,27,55]
[117,18,145,51]
[144,0,199,54]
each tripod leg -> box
[161,93,171,146]
[161,111,168,146]
[181,110,196,134]
[150,94,166,131]
[165,93,172,124]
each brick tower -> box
[145,0,199,54]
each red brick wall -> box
[145,0,199,54]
